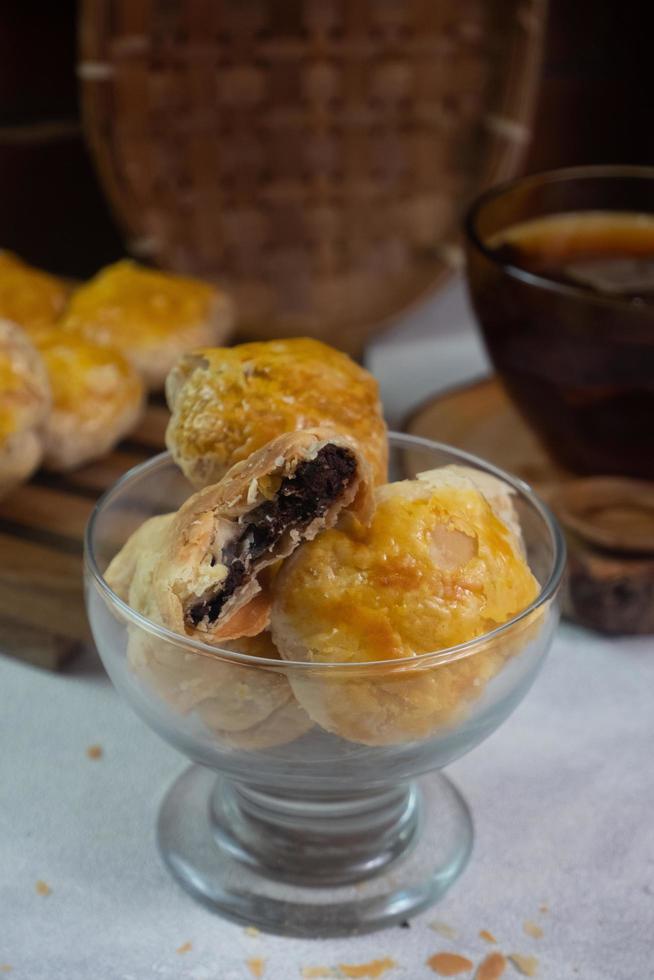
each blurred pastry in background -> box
[0,251,69,335]
[61,259,233,390]
[35,329,144,471]
[271,467,538,745]
[165,337,388,488]
[0,319,50,499]
[128,428,372,644]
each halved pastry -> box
[0,251,68,335]
[35,329,145,471]
[165,337,388,487]
[151,428,372,643]
[61,259,233,390]
[0,319,50,499]
[271,466,539,745]
[106,516,312,749]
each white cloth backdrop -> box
[1,279,652,979]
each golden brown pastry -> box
[271,467,539,745]
[165,337,388,487]
[0,318,50,499]
[35,329,145,471]
[0,251,68,335]
[105,516,312,749]
[61,259,233,390]
[150,428,372,643]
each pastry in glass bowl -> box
[35,329,145,471]
[106,427,372,643]
[271,466,539,745]
[61,260,233,390]
[105,513,311,750]
[0,250,68,335]
[165,337,388,487]
[0,319,50,499]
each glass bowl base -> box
[157,765,473,938]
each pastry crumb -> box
[244,926,260,937]
[479,930,497,944]
[338,959,397,978]
[176,941,192,954]
[86,744,103,760]
[508,954,539,976]
[427,953,474,976]
[247,957,266,978]
[429,921,458,939]
[301,969,338,979]
[0,966,12,973]
[35,879,51,896]
[475,953,507,980]
[538,905,548,914]
[522,921,543,939]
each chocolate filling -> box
[188,444,357,626]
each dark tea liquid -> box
[469,210,654,477]
[490,211,654,301]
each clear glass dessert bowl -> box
[84,434,565,937]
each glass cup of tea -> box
[464,165,654,478]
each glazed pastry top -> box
[165,337,388,485]
[0,251,68,335]
[62,259,220,348]
[272,469,538,663]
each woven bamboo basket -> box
[79,0,547,354]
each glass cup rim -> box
[464,163,654,308]
[84,434,566,672]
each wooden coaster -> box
[406,377,654,635]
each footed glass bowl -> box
[84,434,565,937]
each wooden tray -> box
[0,403,169,669]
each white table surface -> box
[2,281,653,980]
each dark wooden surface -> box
[0,402,169,668]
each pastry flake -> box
[61,259,233,390]
[165,337,388,487]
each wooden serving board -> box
[406,377,654,636]
[405,376,570,491]
[0,402,169,669]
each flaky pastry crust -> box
[165,337,388,487]
[271,467,539,745]
[105,520,311,749]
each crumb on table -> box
[0,966,12,973]
[244,926,260,937]
[176,941,192,955]
[429,921,458,939]
[475,952,507,980]
[247,957,266,978]
[479,930,497,944]
[427,952,474,976]
[35,880,51,896]
[508,954,539,977]
[86,744,103,760]
[522,921,543,939]
[338,958,397,978]
[301,969,338,979]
